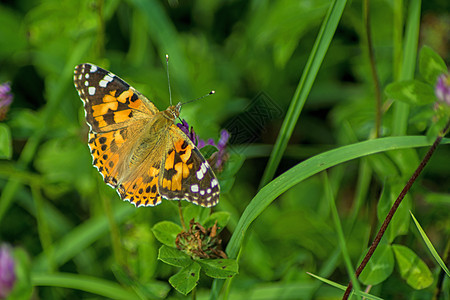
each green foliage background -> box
[0,0,449,299]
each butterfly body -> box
[74,63,219,207]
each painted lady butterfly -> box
[73,63,219,207]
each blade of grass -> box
[259,0,347,188]
[410,211,450,277]
[323,172,361,296]
[392,0,403,80]
[392,0,421,136]
[306,273,383,300]
[210,136,449,297]
[31,272,140,300]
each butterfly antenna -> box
[166,54,173,106]
[181,90,215,106]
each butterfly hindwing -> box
[158,126,220,207]
[117,161,163,207]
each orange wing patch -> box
[118,164,162,207]
[88,127,132,187]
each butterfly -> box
[73,63,219,207]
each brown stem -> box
[342,120,450,299]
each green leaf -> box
[359,244,394,285]
[306,273,383,300]
[0,124,12,159]
[392,244,433,289]
[197,259,238,279]
[182,204,205,227]
[419,45,448,85]
[410,211,450,277]
[200,144,219,159]
[168,261,201,295]
[203,211,230,232]
[219,153,245,179]
[158,245,192,268]
[152,221,182,247]
[385,80,436,105]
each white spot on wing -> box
[88,87,96,95]
[90,65,97,72]
[197,169,204,180]
[211,178,218,187]
[99,74,114,88]
[191,184,199,193]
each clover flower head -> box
[0,82,13,121]
[435,73,450,106]
[0,244,16,299]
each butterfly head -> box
[165,102,181,120]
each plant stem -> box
[178,201,187,232]
[192,286,197,300]
[342,120,450,299]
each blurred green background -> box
[0,0,449,299]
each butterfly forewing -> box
[74,63,158,132]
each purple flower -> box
[0,244,16,299]
[177,119,199,146]
[435,73,450,106]
[0,82,13,121]
[214,130,230,168]
[197,139,206,149]
[217,130,230,151]
[177,119,230,170]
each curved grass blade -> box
[410,211,450,277]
